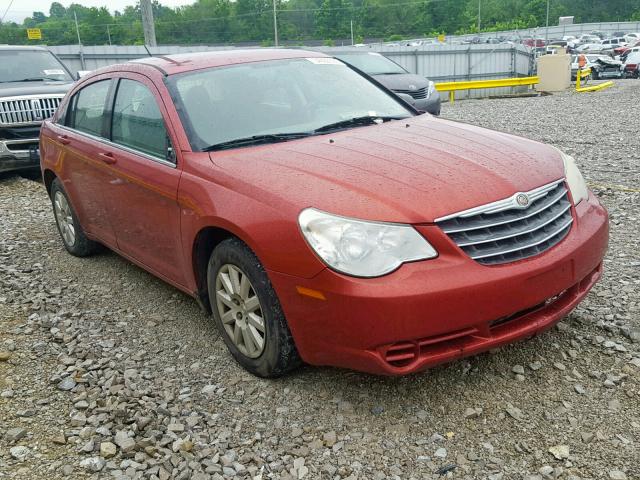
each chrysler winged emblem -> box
[515,193,530,207]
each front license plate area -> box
[29,146,40,161]
[526,259,575,296]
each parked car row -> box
[393,30,640,59]
[571,51,640,80]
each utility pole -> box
[477,0,481,32]
[73,11,82,45]
[106,24,112,45]
[140,0,157,47]
[350,19,354,45]
[545,0,550,42]
[272,0,278,47]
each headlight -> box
[427,81,436,99]
[560,150,589,205]
[298,208,437,277]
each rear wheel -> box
[50,178,100,257]
[207,238,301,377]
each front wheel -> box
[207,238,301,377]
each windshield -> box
[334,53,406,75]
[168,57,412,151]
[0,50,72,83]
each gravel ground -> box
[1,80,639,480]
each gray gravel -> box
[1,80,639,480]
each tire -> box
[50,178,100,257]
[207,238,301,377]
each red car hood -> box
[208,115,564,223]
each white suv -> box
[601,38,628,48]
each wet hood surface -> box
[209,114,564,223]
[373,73,431,91]
[0,81,73,97]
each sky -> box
[0,0,194,23]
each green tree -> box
[49,2,66,18]
[315,0,351,40]
[2,0,640,47]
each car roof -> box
[129,48,328,75]
[0,45,49,51]
[333,51,381,56]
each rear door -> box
[99,74,187,286]
[49,77,117,246]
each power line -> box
[1,0,16,23]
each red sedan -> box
[40,50,609,377]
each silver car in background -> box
[334,51,441,115]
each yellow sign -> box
[27,28,42,40]
[437,34,445,43]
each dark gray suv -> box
[334,51,441,115]
[0,46,75,174]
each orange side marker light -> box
[296,286,326,300]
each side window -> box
[111,79,169,160]
[71,80,110,137]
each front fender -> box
[177,154,326,291]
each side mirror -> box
[166,137,176,164]
[76,70,91,80]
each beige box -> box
[536,54,571,92]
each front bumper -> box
[413,95,441,115]
[0,138,40,173]
[269,192,608,375]
[594,69,624,79]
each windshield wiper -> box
[1,77,64,83]
[202,132,312,152]
[313,115,407,134]
[202,116,408,151]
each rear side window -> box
[111,79,168,159]
[71,80,110,137]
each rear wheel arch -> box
[43,169,57,196]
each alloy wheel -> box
[215,264,266,358]
[53,191,76,247]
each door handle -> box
[57,134,70,145]
[98,152,117,165]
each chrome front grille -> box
[393,87,428,99]
[0,95,64,127]
[436,179,573,265]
